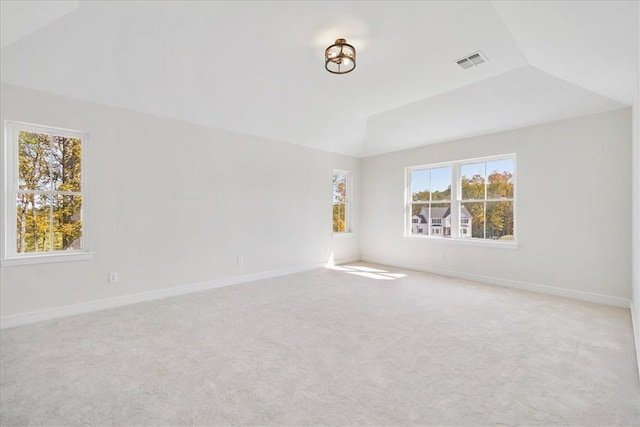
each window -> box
[409,165,452,236]
[460,158,515,240]
[407,155,515,242]
[2,121,89,263]
[332,170,351,233]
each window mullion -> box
[483,201,487,239]
[484,162,488,200]
[7,125,17,257]
[48,194,54,252]
[483,162,488,239]
[346,172,351,232]
[406,172,411,235]
[451,163,460,238]
[428,171,432,236]
[47,135,52,253]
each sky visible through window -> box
[411,166,451,195]
[412,159,514,194]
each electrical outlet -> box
[108,272,119,283]
[237,256,244,266]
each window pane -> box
[411,169,430,201]
[16,193,51,253]
[487,159,514,199]
[411,203,428,234]
[430,203,451,237]
[460,162,485,200]
[53,195,83,250]
[332,174,346,203]
[18,131,51,191]
[430,167,451,201]
[333,203,346,232]
[51,136,82,192]
[462,202,485,239]
[486,201,514,240]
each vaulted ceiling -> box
[1,1,638,157]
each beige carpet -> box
[1,263,638,426]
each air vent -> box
[456,58,473,69]
[455,51,488,69]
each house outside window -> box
[2,121,90,264]
[409,165,452,237]
[407,154,515,242]
[332,170,351,233]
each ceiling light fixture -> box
[325,38,356,74]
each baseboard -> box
[7,254,626,330]
[362,256,631,308]
[0,257,357,329]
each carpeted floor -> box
[1,263,638,426]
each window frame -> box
[332,169,352,234]
[1,121,91,265]
[405,154,517,247]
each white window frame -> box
[405,154,517,247]
[1,121,91,266]
[332,169,352,234]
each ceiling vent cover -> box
[455,51,488,69]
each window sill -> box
[403,235,519,249]
[333,232,355,238]
[1,251,94,267]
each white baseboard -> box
[0,257,358,329]
[6,254,626,329]
[362,256,631,308]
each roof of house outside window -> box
[414,206,472,224]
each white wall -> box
[0,84,360,321]
[1,82,635,333]
[361,109,632,304]
[633,77,640,379]
[631,10,640,378]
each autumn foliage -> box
[16,131,83,253]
